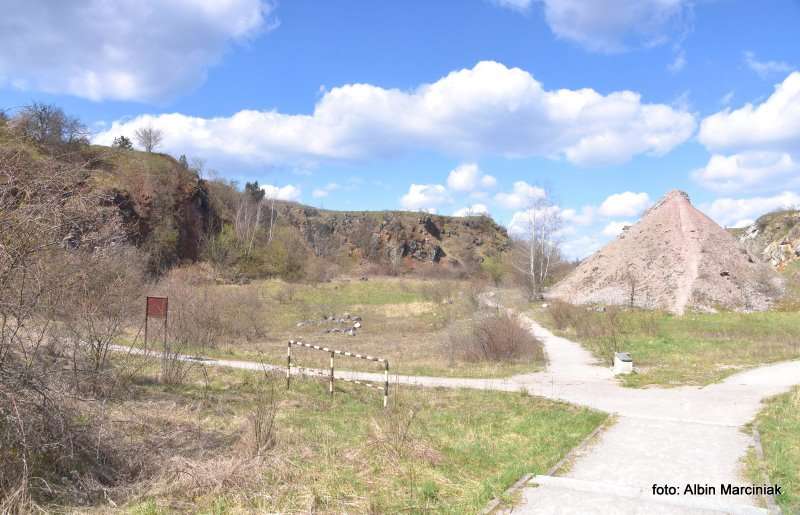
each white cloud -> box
[452,204,491,217]
[561,235,603,260]
[561,205,595,225]
[597,191,651,217]
[743,51,793,79]
[94,61,695,168]
[262,184,301,201]
[507,205,561,237]
[696,72,800,195]
[480,175,498,188]
[705,192,800,228]
[668,49,686,73]
[698,72,800,154]
[446,163,497,192]
[0,0,274,102]
[526,0,693,53]
[494,181,547,209]
[602,220,633,237]
[692,152,800,193]
[720,91,735,106]
[400,184,451,211]
[311,182,340,198]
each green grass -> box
[535,305,800,387]
[116,365,605,513]
[748,387,800,513]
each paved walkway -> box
[115,295,800,514]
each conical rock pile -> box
[550,190,782,314]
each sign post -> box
[144,296,168,354]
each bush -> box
[448,310,544,363]
[156,269,267,351]
[480,255,507,286]
[548,300,582,331]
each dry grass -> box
[84,363,605,513]
[150,276,543,378]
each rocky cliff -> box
[738,210,800,270]
[272,202,510,268]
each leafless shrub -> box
[159,342,195,385]
[592,307,623,366]
[244,370,280,457]
[448,310,544,362]
[547,300,582,330]
[304,255,339,284]
[156,270,266,351]
[60,248,145,395]
[11,102,88,146]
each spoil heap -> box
[550,190,781,313]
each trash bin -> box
[613,352,633,375]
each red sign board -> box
[146,296,168,319]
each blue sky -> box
[2,0,800,258]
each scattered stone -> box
[353,321,362,329]
[346,328,357,336]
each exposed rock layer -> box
[737,210,800,269]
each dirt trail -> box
[673,198,702,315]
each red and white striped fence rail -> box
[287,340,389,408]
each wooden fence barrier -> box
[287,340,389,408]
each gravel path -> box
[115,294,800,514]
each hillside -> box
[550,190,781,313]
[272,201,510,268]
[0,130,509,276]
[738,210,800,270]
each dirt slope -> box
[550,190,781,314]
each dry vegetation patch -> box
[150,276,545,378]
[99,365,605,514]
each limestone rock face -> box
[272,203,510,268]
[738,209,800,269]
[550,190,782,314]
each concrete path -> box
[114,295,800,514]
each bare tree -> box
[12,102,87,145]
[134,125,163,152]
[511,196,563,300]
[235,182,266,257]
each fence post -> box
[287,341,292,389]
[384,360,389,409]
[329,351,335,397]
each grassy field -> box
[149,276,545,378]
[746,387,800,513]
[93,363,605,514]
[533,303,800,388]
